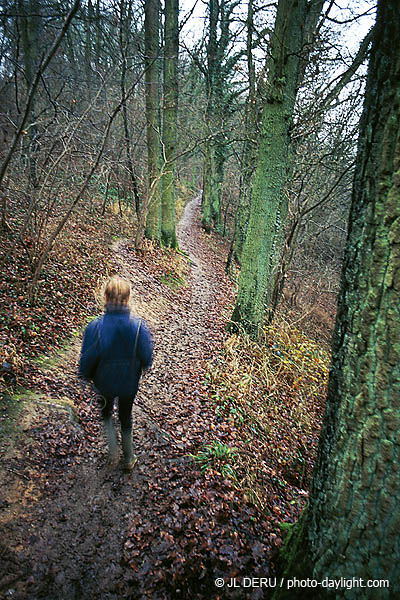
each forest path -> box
[0,196,245,600]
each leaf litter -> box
[0,196,330,599]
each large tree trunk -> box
[274,1,400,597]
[233,0,257,264]
[161,0,179,248]
[230,0,315,337]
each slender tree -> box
[161,0,179,248]
[144,0,161,242]
[268,25,374,316]
[201,0,241,232]
[18,0,42,185]
[0,0,81,191]
[274,0,400,596]
[119,0,140,215]
[201,0,219,232]
[85,0,94,90]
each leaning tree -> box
[273,0,399,597]
[230,0,323,336]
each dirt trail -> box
[0,196,238,600]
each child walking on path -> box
[79,276,153,471]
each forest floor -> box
[0,196,290,600]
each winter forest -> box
[0,0,398,598]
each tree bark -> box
[161,0,179,248]
[201,0,219,232]
[18,0,41,186]
[230,0,315,336]
[144,0,161,242]
[274,1,400,596]
[233,0,257,263]
[119,0,140,216]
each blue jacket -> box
[79,305,153,398]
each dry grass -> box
[206,318,331,516]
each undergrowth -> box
[203,319,330,520]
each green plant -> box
[160,269,186,288]
[190,440,238,479]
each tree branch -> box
[0,0,81,189]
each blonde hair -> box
[104,276,131,306]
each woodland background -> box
[0,0,375,383]
[1,0,398,598]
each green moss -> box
[1,390,29,434]
[160,270,186,288]
[279,522,294,535]
[0,389,42,440]
[272,509,318,600]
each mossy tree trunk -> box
[202,134,225,232]
[161,0,179,248]
[274,1,400,597]
[230,0,313,336]
[233,0,257,263]
[144,0,161,242]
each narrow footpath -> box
[0,196,272,600]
